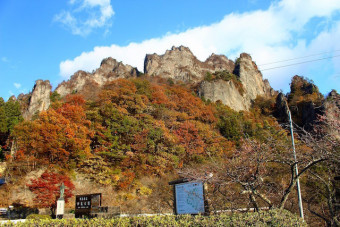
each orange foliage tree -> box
[166,86,216,123]
[13,95,92,168]
[174,121,205,156]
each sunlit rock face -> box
[23,80,52,119]
[24,46,276,113]
[144,46,234,82]
[55,57,139,98]
[199,53,276,111]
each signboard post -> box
[169,179,209,215]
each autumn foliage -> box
[0,75,338,226]
[27,170,75,208]
[12,95,92,167]
[8,78,288,190]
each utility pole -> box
[288,110,304,220]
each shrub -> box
[26,214,52,220]
[204,72,213,82]
[1,209,306,226]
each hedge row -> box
[1,209,306,226]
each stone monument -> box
[56,183,65,219]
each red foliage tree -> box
[27,170,75,211]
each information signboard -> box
[175,181,205,215]
[75,193,101,218]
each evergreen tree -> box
[4,98,23,133]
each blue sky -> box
[1,0,340,100]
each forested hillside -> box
[0,69,339,225]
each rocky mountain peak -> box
[98,57,138,76]
[234,52,275,100]
[239,52,252,60]
[199,52,276,111]
[290,75,320,96]
[55,57,139,98]
[324,90,340,139]
[171,45,192,53]
[328,89,339,98]
[144,46,234,82]
[100,57,118,66]
[23,80,52,119]
[21,46,277,115]
[205,53,235,71]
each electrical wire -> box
[259,54,340,71]
[258,50,340,66]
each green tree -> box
[0,146,4,161]
[217,104,243,142]
[0,98,23,146]
[4,98,23,133]
[0,98,7,134]
[50,91,61,103]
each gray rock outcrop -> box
[23,80,52,119]
[198,80,248,111]
[21,46,276,114]
[144,46,234,82]
[199,53,276,111]
[56,57,139,97]
[324,90,340,139]
[274,92,289,122]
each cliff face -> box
[324,90,340,140]
[22,46,276,114]
[144,46,274,111]
[56,57,139,97]
[274,92,289,122]
[144,46,235,82]
[23,80,52,119]
[199,80,247,111]
[235,53,275,99]
[199,53,276,111]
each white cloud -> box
[59,0,340,92]
[54,0,114,36]
[14,83,21,89]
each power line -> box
[260,54,340,71]
[258,50,340,66]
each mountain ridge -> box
[20,46,276,118]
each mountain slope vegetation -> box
[0,73,338,225]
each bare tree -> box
[297,107,340,226]
[179,112,339,225]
